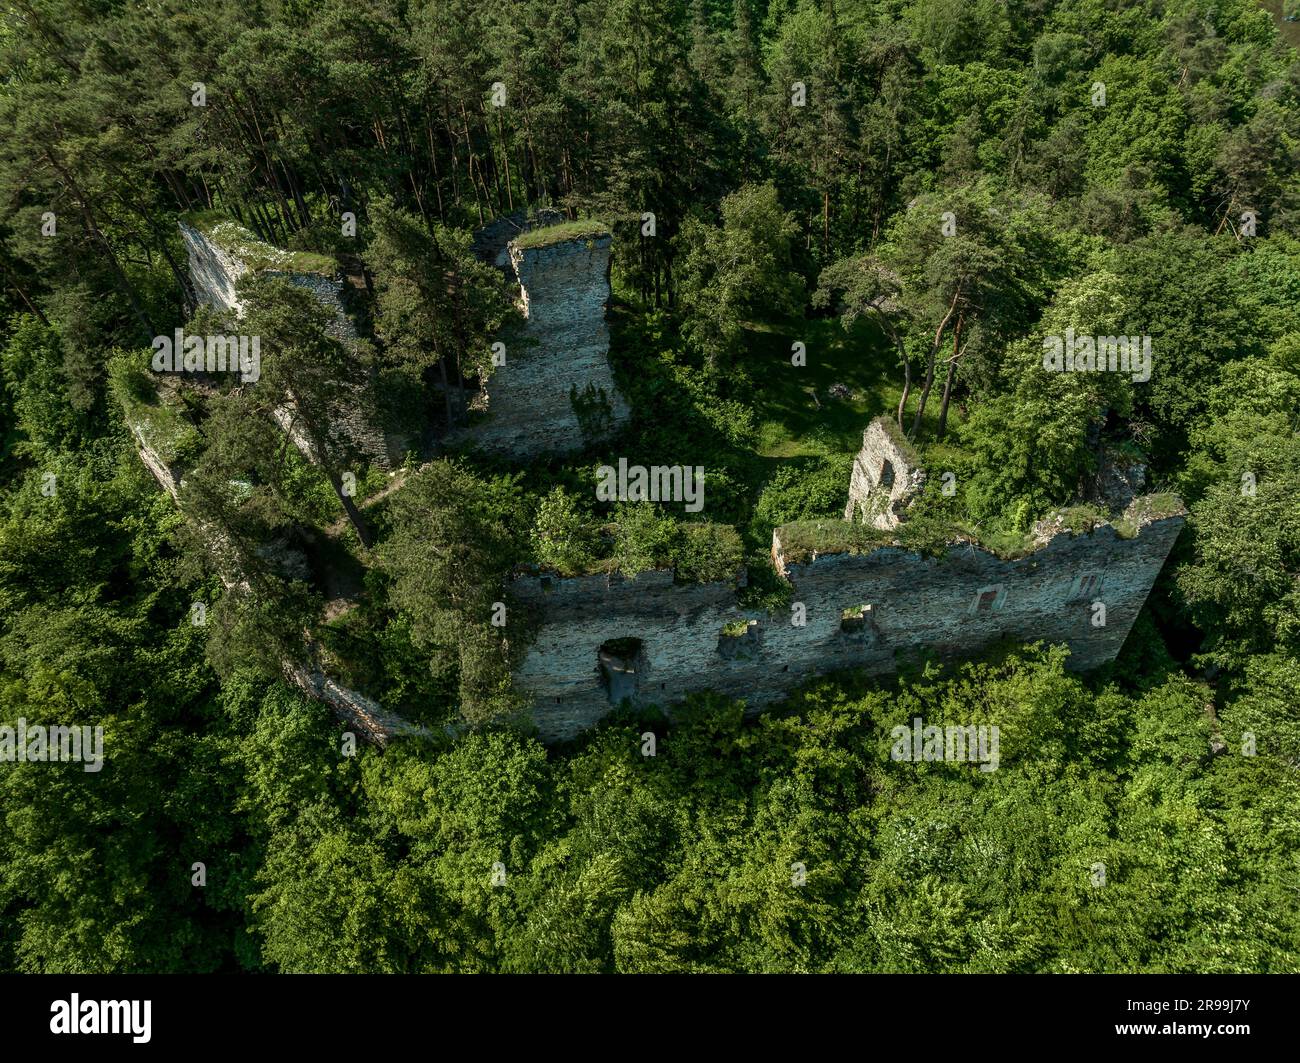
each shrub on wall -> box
[531,486,600,576]
[672,522,744,583]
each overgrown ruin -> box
[117,216,1187,746]
[843,417,926,528]
[449,214,630,454]
[512,484,1186,742]
[181,211,628,462]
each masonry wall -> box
[510,569,739,740]
[179,221,397,470]
[451,233,630,455]
[844,417,924,527]
[180,222,354,339]
[511,505,1185,742]
[131,427,183,501]
[181,221,249,314]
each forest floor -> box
[743,316,893,459]
[741,313,964,465]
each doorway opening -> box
[598,637,646,706]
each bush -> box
[672,522,744,583]
[752,458,851,540]
[531,486,600,575]
[612,502,678,578]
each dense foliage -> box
[2,0,1299,972]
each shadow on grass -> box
[742,314,896,458]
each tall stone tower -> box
[453,220,630,456]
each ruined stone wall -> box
[122,391,419,745]
[179,221,397,470]
[511,503,1185,742]
[471,208,565,277]
[286,661,429,748]
[451,232,630,455]
[844,416,924,527]
[181,221,249,314]
[510,570,739,740]
[181,221,357,341]
[131,426,183,501]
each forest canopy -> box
[1,0,1299,973]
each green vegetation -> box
[107,350,201,466]
[776,515,965,564]
[1128,491,1187,523]
[512,219,609,250]
[669,520,745,583]
[367,199,516,430]
[677,183,805,366]
[526,486,743,583]
[1054,503,1110,535]
[1113,493,1188,538]
[2,0,1299,976]
[774,518,894,565]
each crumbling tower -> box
[452,219,630,455]
[844,416,926,528]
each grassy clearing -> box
[743,315,896,459]
[738,315,960,456]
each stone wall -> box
[450,229,630,455]
[844,416,925,527]
[510,500,1185,742]
[286,660,429,748]
[471,208,565,278]
[131,425,183,501]
[181,221,249,314]
[121,394,420,746]
[179,220,397,470]
[183,215,632,464]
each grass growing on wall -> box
[513,219,610,250]
[108,350,202,466]
[180,211,339,275]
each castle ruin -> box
[448,222,629,454]
[510,489,1185,742]
[178,212,630,463]
[179,216,399,470]
[116,213,1186,746]
[844,418,926,528]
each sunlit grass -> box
[741,315,896,459]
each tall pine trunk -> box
[935,314,965,441]
[909,288,962,440]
